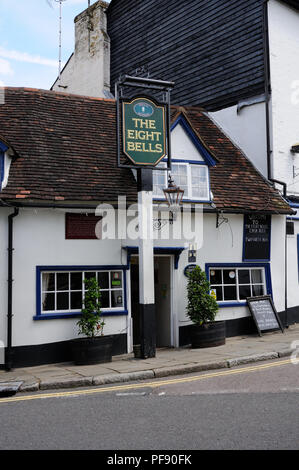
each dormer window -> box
[0,141,8,191]
[153,162,210,201]
[153,114,216,202]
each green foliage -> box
[186,265,219,325]
[77,277,105,338]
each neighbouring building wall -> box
[268,0,299,195]
[52,1,110,98]
[107,0,265,110]
[209,101,268,178]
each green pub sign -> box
[122,97,167,166]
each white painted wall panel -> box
[268,0,299,195]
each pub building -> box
[0,87,292,369]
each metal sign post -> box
[116,75,174,358]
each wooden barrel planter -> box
[191,321,226,349]
[71,336,113,365]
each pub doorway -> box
[130,255,172,349]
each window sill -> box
[217,302,247,308]
[33,310,128,320]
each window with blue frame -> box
[0,141,8,190]
[206,263,272,306]
[35,266,127,319]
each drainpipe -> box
[268,178,288,327]
[6,208,19,371]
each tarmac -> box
[0,324,298,397]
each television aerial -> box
[46,0,67,82]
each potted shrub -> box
[71,277,113,365]
[186,265,225,348]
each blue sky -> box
[0,0,108,89]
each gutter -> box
[6,207,19,371]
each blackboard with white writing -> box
[243,214,271,261]
[247,295,284,336]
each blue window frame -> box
[0,141,8,191]
[34,265,128,320]
[153,115,217,203]
[205,263,272,308]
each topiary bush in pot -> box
[71,277,113,365]
[186,265,225,348]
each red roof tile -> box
[0,88,292,214]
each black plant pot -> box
[71,336,113,365]
[191,321,226,349]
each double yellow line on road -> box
[0,358,293,405]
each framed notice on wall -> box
[243,214,271,261]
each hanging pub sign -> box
[122,97,167,166]
[243,214,271,261]
[116,75,174,172]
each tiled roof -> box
[0,88,292,214]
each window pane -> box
[172,164,188,197]
[42,273,55,292]
[71,291,82,310]
[57,292,69,310]
[224,286,237,301]
[101,290,109,308]
[98,272,109,289]
[111,271,122,288]
[111,290,123,308]
[210,285,223,301]
[71,272,82,291]
[239,285,251,300]
[57,273,69,291]
[84,272,96,281]
[252,285,264,296]
[42,292,55,311]
[223,270,236,285]
[252,269,263,284]
[210,269,222,285]
[153,163,166,197]
[191,165,208,199]
[238,270,250,284]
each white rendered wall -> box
[209,102,268,178]
[52,2,110,98]
[0,208,286,350]
[7,208,128,348]
[168,213,286,336]
[268,0,299,195]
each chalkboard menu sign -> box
[243,214,271,261]
[247,295,284,336]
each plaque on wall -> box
[247,295,284,337]
[243,214,271,261]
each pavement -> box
[0,324,298,396]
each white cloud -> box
[0,46,61,68]
[0,58,13,76]
[0,80,5,86]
